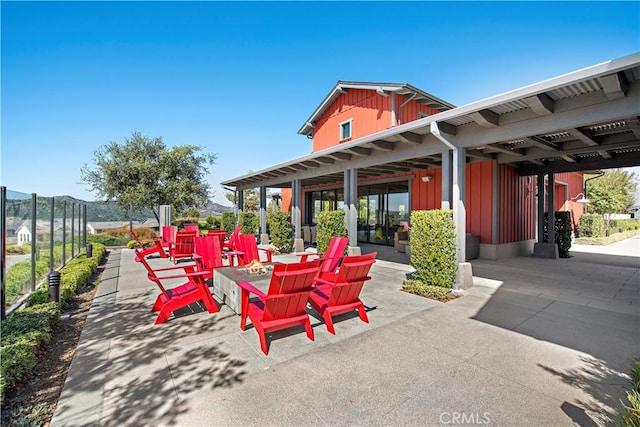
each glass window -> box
[340,119,352,140]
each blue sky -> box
[2,1,639,205]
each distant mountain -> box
[200,201,234,216]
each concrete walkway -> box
[51,240,639,426]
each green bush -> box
[0,302,59,401]
[618,359,640,427]
[5,260,49,307]
[221,211,236,235]
[402,279,452,301]
[238,212,259,235]
[268,211,293,253]
[610,219,640,233]
[578,214,605,238]
[316,210,348,255]
[6,244,31,255]
[543,211,572,258]
[410,210,457,288]
[173,217,200,229]
[205,215,221,229]
[0,243,105,403]
[87,233,128,247]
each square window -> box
[339,119,352,141]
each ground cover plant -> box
[316,210,348,255]
[0,242,106,411]
[618,358,640,426]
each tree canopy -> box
[586,169,638,215]
[81,132,217,217]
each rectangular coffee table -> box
[213,264,275,314]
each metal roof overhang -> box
[222,53,640,191]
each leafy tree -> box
[81,132,216,220]
[586,169,637,215]
[225,187,260,212]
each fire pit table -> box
[213,263,277,314]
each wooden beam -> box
[469,109,499,127]
[370,140,395,151]
[597,150,612,159]
[599,72,628,100]
[302,160,320,168]
[348,147,371,156]
[466,149,495,160]
[524,136,560,151]
[523,93,555,116]
[437,121,457,136]
[397,131,422,144]
[519,151,640,175]
[316,157,335,164]
[482,144,525,157]
[560,154,576,163]
[328,152,353,161]
[291,164,307,170]
[568,128,599,146]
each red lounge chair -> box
[237,234,272,265]
[309,252,377,335]
[162,225,177,246]
[207,229,241,265]
[134,249,218,324]
[193,235,238,280]
[184,224,200,234]
[297,236,348,281]
[170,231,197,263]
[223,226,242,252]
[237,260,321,355]
[130,230,167,259]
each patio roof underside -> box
[222,55,640,191]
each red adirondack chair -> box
[207,229,241,265]
[237,260,321,355]
[236,234,273,265]
[162,225,177,246]
[223,226,242,251]
[170,231,197,263]
[297,236,348,281]
[184,224,200,234]
[193,235,237,280]
[134,249,218,324]
[130,230,167,259]
[309,252,377,335]
[207,229,227,246]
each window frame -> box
[339,118,353,141]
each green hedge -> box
[609,218,640,233]
[0,243,105,403]
[221,212,235,236]
[268,211,293,253]
[316,210,348,255]
[543,211,572,258]
[578,214,605,238]
[6,244,31,255]
[87,233,129,247]
[238,212,259,235]
[410,210,457,288]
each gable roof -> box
[297,81,456,137]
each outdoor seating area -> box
[131,226,378,353]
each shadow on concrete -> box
[569,251,639,268]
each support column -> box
[292,179,303,252]
[441,149,451,210]
[237,189,244,212]
[259,186,268,244]
[347,168,359,254]
[452,148,467,288]
[533,174,558,258]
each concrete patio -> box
[51,237,639,426]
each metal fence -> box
[0,186,88,319]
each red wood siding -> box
[411,169,443,211]
[465,162,493,244]
[311,90,441,153]
[553,172,585,232]
[498,165,535,244]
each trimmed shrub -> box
[238,212,259,235]
[316,210,348,255]
[410,210,457,288]
[0,243,105,402]
[268,211,293,253]
[87,233,128,247]
[221,212,236,236]
[6,244,30,255]
[205,215,221,229]
[610,218,640,233]
[5,260,49,307]
[131,227,159,239]
[543,211,572,258]
[402,279,452,302]
[578,214,605,238]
